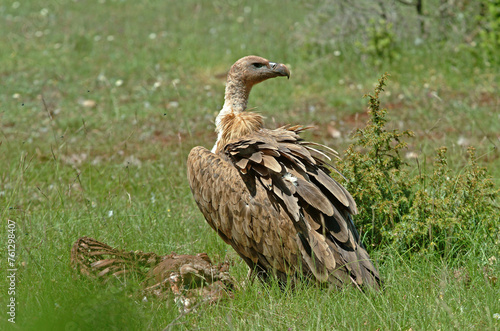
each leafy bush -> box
[355,19,400,65]
[336,74,499,256]
[476,0,500,64]
[293,0,498,66]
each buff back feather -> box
[215,112,264,153]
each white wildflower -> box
[168,101,179,108]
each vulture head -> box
[228,55,290,88]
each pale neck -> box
[223,74,252,113]
[211,74,254,153]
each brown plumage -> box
[187,56,380,289]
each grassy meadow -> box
[1,0,499,330]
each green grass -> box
[1,1,499,330]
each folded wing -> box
[187,126,380,289]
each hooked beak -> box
[269,62,290,79]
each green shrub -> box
[477,0,500,64]
[355,19,400,66]
[336,74,499,256]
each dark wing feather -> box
[188,127,380,289]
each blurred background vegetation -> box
[1,0,499,329]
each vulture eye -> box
[252,63,265,68]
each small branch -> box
[41,95,53,121]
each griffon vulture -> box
[187,56,380,289]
